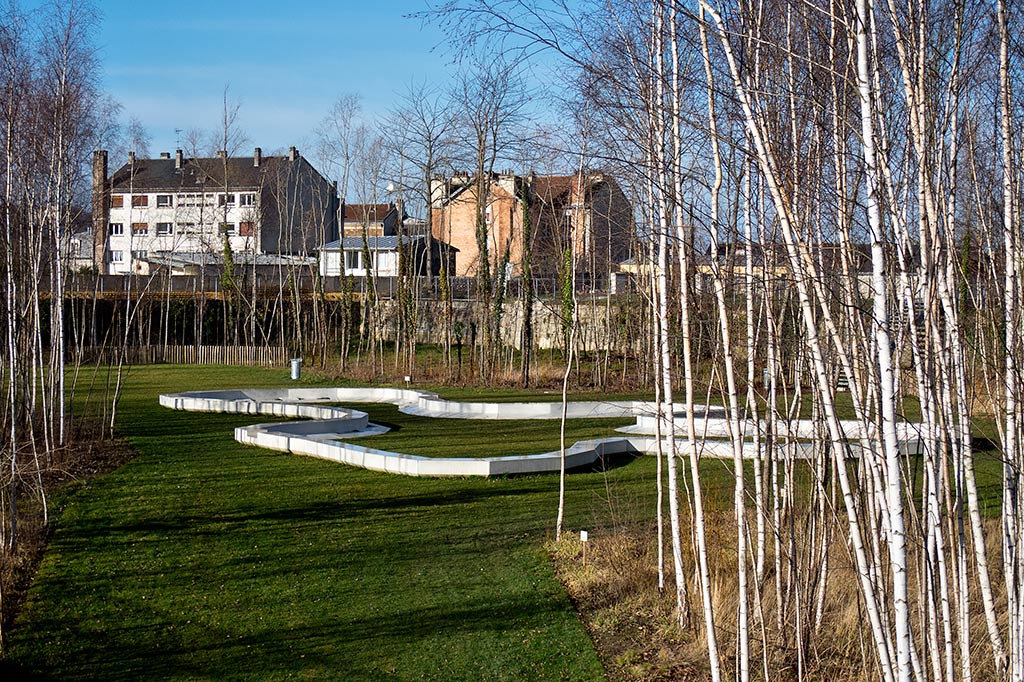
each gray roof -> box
[341,203,399,223]
[109,155,311,192]
[321,235,426,251]
[144,251,315,267]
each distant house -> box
[430,171,633,282]
[92,147,338,275]
[319,235,456,278]
[341,202,403,238]
[64,209,97,272]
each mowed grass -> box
[343,403,633,459]
[2,365,1007,680]
[2,365,662,681]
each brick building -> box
[429,171,633,282]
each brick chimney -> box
[216,150,227,159]
[175,149,183,169]
[330,180,339,241]
[128,151,135,165]
[253,147,262,167]
[288,146,298,161]
[92,150,108,270]
[159,152,170,159]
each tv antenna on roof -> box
[175,128,183,149]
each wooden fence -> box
[75,344,289,367]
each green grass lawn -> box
[1,364,1006,680]
[341,403,633,459]
[1,365,660,681]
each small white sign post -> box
[580,530,589,566]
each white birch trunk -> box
[853,0,912,676]
[653,2,689,628]
[698,12,748,678]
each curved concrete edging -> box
[159,387,924,477]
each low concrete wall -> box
[233,422,645,477]
[160,387,924,477]
[161,387,649,476]
[628,412,923,454]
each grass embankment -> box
[1,365,656,680]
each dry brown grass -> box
[550,512,1009,681]
[318,346,653,392]
[330,358,578,390]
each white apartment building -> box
[106,184,261,275]
[93,147,339,275]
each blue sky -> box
[93,1,455,156]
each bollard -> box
[290,358,302,381]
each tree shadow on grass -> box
[0,660,54,681]
[572,450,644,475]
[973,435,1001,454]
[5,566,584,680]
[367,419,402,434]
[90,483,557,536]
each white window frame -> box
[156,194,173,207]
[344,250,362,271]
[109,250,124,263]
[239,193,256,207]
[109,222,124,236]
[156,222,173,236]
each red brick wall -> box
[432,183,524,277]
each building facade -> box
[319,235,456,278]
[429,171,633,281]
[92,147,338,275]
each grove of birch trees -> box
[433,0,1024,679]
[0,0,116,649]
[7,0,1024,677]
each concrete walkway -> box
[159,387,923,477]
